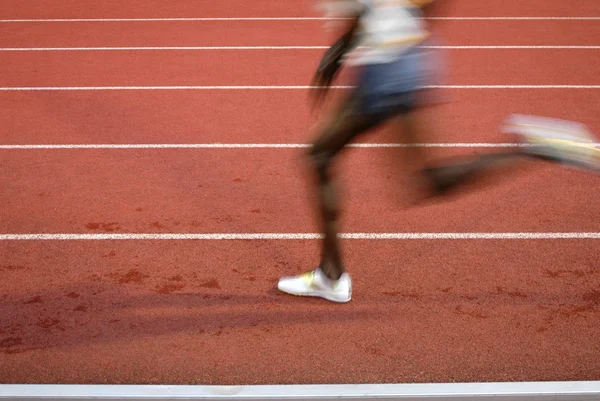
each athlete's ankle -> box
[318,266,344,282]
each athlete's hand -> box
[309,38,346,109]
[308,13,361,110]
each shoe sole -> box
[501,113,600,172]
[277,285,351,303]
[522,136,600,172]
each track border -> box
[2,382,600,401]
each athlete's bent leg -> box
[277,93,382,302]
[308,95,381,281]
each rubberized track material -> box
[1,0,599,399]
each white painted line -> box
[0,143,315,149]
[422,46,600,49]
[0,17,348,22]
[1,17,600,22]
[1,381,600,401]
[2,232,599,241]
[0,46,330,51]
[1,85,599,91]
[431,17,600,20]
[428,85,600,89]
[2,143,600,149]
[2,45,600,51]
[0,85,354,91]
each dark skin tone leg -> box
[305,2,590,283]
[308,93,383,281]
[308,94,556,282]
[399,110,537,197]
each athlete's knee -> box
[308,140,334,180]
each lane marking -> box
[420,46,600,49]
[2,233,599,240]
[1,85,599,91]
[0,17,348,22]
[426,85,600,89]
[2,45,600,51]
[0,46,331,51]
[430,17,600,20]
[1,17,600,22]
[2,143,600,150]
[0,85,354,91]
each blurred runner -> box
[277,0,600,303]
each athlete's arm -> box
[310,6,363,108]
[313,15,361,88]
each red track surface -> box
[2,49,600,86]
[2,21,600,48]
[1,0,599,19]
[1,240,599,384]
[2,90,600,145]
[1,0,600,386]
[2,149,600,234]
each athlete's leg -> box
[308,93,382,281]
[399,110,598,198]
[276,91,384,303]
[398,110,532,195]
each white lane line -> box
[0,17,348,22]
[2,143,600,149]
[2,233,599,240]
[2,46,600,51]
[1,85,599,91]
[0,85,354,91]
[429,85,600,89]
[421,46,600,49]
[1,17,600,22]
[0,46,330,51]
[429,17,600,20]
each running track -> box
[1,0,599,386]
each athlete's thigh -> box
[310,91,383,160]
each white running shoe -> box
[502,114,600,173]
[277,268,352,303]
